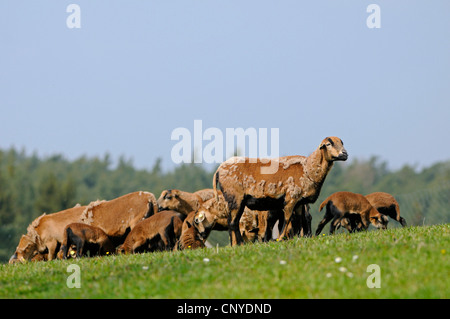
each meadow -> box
[1,224,448,299]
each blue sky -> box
[1,1,449,172]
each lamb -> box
[175,217,205,250]
[117,210,183,254]
[315,191,389,235]
[9,204,87,263]
[156,188,215,216]
[175,210,216,250]
[365,192,406,227]
[80,191,158,243]
[60,223,115,259]
[213,136,348,245]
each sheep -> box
[156,188,214,216]
[175,210,217,250]
[213,136,348,245]
[9,204,87,263]
[196,190,281,243]
[80,191,158,244]
[315,191,389,235]
[60,223,115,259]
[117,210,183,254]
[175,212,204,250]
[365,192,406,227]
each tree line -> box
[0,147,448,262]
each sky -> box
[1,1,449,172]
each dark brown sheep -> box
[117,210,183,254]
[316,191,389,235]
[60,223,115,258]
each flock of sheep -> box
[8,136,407,264]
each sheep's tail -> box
[319,199,328,212]
[213,169,219,201]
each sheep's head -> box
[319,137,348,162]
[9,235,38,264]
[370,212,389,230]
[156,189,180,212]
[193,209,217,240]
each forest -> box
[0,147,449,262]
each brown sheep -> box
[213,136,348,245]
[175,222,204,250]
[365,192,406,227]
[175,211,216,250]
[59,223,115,258]
[315,191,389,235]
[9,205,87,263]
[156,188,214,216]
[117,210,183,254]
[80,191,158,243]
[196,190,280,242]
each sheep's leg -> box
[329,216,342,234]
[77,241,85,258]
[46,239,58,261]
[229,203,246,246]
[278,201,297,240]
[315,210,334,236]
[299,205,312,237]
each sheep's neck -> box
[305,148,333,188]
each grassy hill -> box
[1,224,448,299]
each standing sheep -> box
[315,191,389,235]
[213,136,348,245]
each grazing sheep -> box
[175,221,205,250]
[175,211,216,250]
[9,205,87,263]
[315,191,389,235]
[157,188,214,216]
[117,210,183,254]
[213,136,348,245]
[192,207,218,240]
[80,191,158,244]
[197,191,281,243]
[365,192,406,227]
[60,223,115,259]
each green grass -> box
[1,224,448,299]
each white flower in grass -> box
[335,257,342,263]
[339,267,347,273]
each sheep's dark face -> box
[193,210,217,239]
[156,190,180,212]
[319,137,348,162]
[370,213,389,230]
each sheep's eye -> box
[326,143,331,147]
